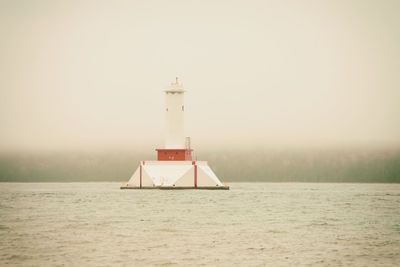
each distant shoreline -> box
[1,181,399,184]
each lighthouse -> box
[155,78,193,161]
[121,78,228,190]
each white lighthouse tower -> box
[121,78,228,190]
[165,77,185,149]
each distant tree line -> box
[0,148,399,182]
[202,148,400,183]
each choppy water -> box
[1,183,399,266]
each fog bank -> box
[1,148,399,183]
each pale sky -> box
[1,0,399,151]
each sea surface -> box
[1,182,399,266]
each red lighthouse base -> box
[155,149,193,161]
